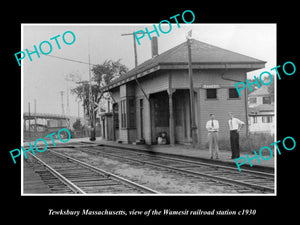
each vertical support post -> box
[196,88,201,146]
[121,32,138,67]
[88,53,96,141]
[112,103,116,141]
[34,99,37,134]
[149,97,155,144]
[187,39,197,147]
[168,73,175,146]
[133,34,138,67]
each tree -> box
[70,82,98,118]
[247,77,261,91]
[91,59,128,91]
[70,59,128,117]
[91,59,128,111]
[73,118,83,130]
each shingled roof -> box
[103,39,266,91]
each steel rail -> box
[28,152,86,194]
[49,151,160,194]
[90,149,274,193]
[94,145,274,177]
[98,146,274,178]
[146,154,273,177]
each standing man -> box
[228,112,245,159]
[206,113,219,159]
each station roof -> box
[102,39,266,91]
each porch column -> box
[112,104,116,141]
[168,72,175,146]
[168,91,175,146]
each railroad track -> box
[26,151,159,194]
[72,145,275,194]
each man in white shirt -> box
[206,113,219,159]
[228,112,245,159]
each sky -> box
[22,23,276,117]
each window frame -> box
[228,88,241,99]
[262,115,273,123]
[206,88,217,100]
[120,97,136,129]
[249,97,257,104]
[262,96,271,104]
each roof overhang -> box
[101,65,161,92]
[101,61,266,92]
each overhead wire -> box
[26,49,98,66]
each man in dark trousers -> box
[228,112,245,159]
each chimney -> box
[151,36,158,58]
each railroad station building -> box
[100,37,266,147]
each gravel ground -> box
[53,148,241,194]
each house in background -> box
[100,37,266,147]
[248,85,275,134]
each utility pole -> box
[121,32,138,67]
[186,31,197,148]
[77,100,80,119]
[88,53,96,141]
[60,91,65,116]
[34,99,37,134]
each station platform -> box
[23,158,52,194]
[24,137,274,171]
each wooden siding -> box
[135,70,169,96]
[108,68,248,146]
[197,86,247,146]
[171,69,247,88]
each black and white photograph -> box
[4,5,298,223]
[21,23,276,195]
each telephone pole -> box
[88,53,96,141]
[121,32,138,67]
[60,91,65,116]
[34,99,37,134]
[187,32,197,148]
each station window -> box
[249,97,257,104]
[228,88,240,99]
[120,97,136,129]
[253,116,258,124]
[263,96,271,104]
[206,88,217,99]
[127,98,136,128]
[262,115,273,123]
